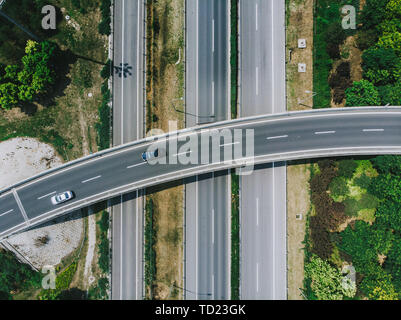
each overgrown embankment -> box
[144,0,185,300]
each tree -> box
[339,221,389,274]
[362,48,401,85]
[377,32,401,56]
[325,23,347,59]
[3,64,20,83]
[375,200,401,233]
[360,271,398,300]
[345,80,381,106]
[0,82,18,109]
[378,81,401,105]
[386,0,401,19]
[360,0,390,30]
[354,174,372,190]
[372,155,401,174]
[329,177,349,199]
[338,159,358,179]
[305,254,356,300]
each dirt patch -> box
[286,0,314,110]
[0,137,62,189]
[145,0,185,299]
[286,0,314,300]
[287,163,310,300]
[331,36,363,108]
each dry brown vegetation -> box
[145,0,185,300]
[286,0,314,299]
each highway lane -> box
[111,0,144,300]
[2,109,401,238]
[185,0,230,299]
[239,0,287,299]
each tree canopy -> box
[345,80,381,106]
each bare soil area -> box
[286,0,314,110]
[0,138,84,270]
[286,0,314,299]
[287,163,310,300]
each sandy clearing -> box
[0,137,63,190]
[0,137,84,270]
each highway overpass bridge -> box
[0,107,400,239]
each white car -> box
[51,191,74,205]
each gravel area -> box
[0,137,84,269]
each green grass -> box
[144,198,157,299]
[230,0,240,300]
[231,171,240,300]
[0,108,72,160]
[230,0,238,119]
[313,0,359,108]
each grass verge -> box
[230,0,240,300]
[231,171,240,299]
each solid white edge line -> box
[212,208,214,244]
[121,0,125,144]
[120,194,123,299]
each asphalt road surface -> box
[185,0,230,300]
[239,0,287,299]
[111,0,144,300]
[1,109,401,239]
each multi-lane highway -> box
[239,0,287,299]
[111,0,144,300]
[185,0,230,299]
[1,108,401,240]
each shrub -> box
[305,254,356,300]
[338,159,358,179]
[329,177,349,198]
[354,174,372,190]
[359,193,379,210]
[345,80,381,106]
[100,59,113,79]
[343,198,360,217]
[356,29,379,51]
[378,81,401,105]
[325,23,347,60]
